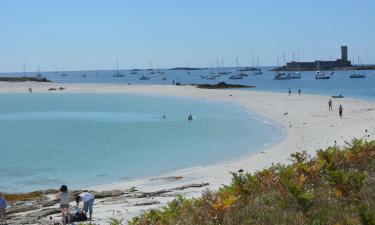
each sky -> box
[0,0,374,72]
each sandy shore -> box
[2,82,375,224]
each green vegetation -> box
[129,139,375,225]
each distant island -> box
[169,67,202,70]
[0,77,51,82]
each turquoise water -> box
[0,94,283,192]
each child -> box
[0,192,6,225]
[59,185,70,225]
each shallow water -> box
[0,93,283,192]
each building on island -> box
[284,46,352,71]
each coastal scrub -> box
[129,139,375,225]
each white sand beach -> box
[2,82,375,224]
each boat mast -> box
[252,49,255,68]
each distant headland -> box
[273,46,375,71]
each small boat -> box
[35,65,43,77]
[239,72,248,77]
[139,75,151,80]
[329,71,335,75]
[60,73,67,77]
[254,71,263,75]
[81,74,87,78]
[332,94,344,98]
[315,71,330,79]
[349,56,366,78]
[274,74,290,80]
[230,57,244,79]
[200,75,206,79]
[289,72,301,79]
[229,75,243,79]
[206,75,216,80]
[162,76,167,80]
[350,74,366,78]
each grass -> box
[128,139,375,225]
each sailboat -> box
[60,69,67,76]
[315,61,330,79]
[35,65,43,77]
[139,75,151,80]
[206,63,217,80]
[81,69,87,78]
[113,60,125,77]
[130,65,138,74]
[350,56,366,78]
[229,58,244,79]
[148,62,156,74]
[253,56,263,75]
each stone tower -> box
[341,46,348,61]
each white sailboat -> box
[229,58,243,79]
[113,60,125,77]
[35,65,43,77]
[350,56,366,78]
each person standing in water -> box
[288,88,291,96]
[328,99,333,111]
[339,104,343,118]
[298,89,301,96]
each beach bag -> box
[73,211,88,222]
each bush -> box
[130,139,375,225]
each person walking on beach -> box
[59,185,70,225]
[76,192,95,221]
[339,104,343,118]
[328,99,333,111]
[298,89,301,96]
[0,192,6,225]
[288,88,291,96]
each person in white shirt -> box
[75,192,95,221]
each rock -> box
[134,201,160,206]
[170,183,209,191]
[136,190,171,198]
[195,82,254,89]
[27,208,60,219]
[92,190,125,199]
[7,205,39,215]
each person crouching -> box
[75,192,95,221]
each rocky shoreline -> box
[0,77,51,82]
[5,182,209,224]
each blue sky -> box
[0,0,374,72]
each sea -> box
[0,67,374,192]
